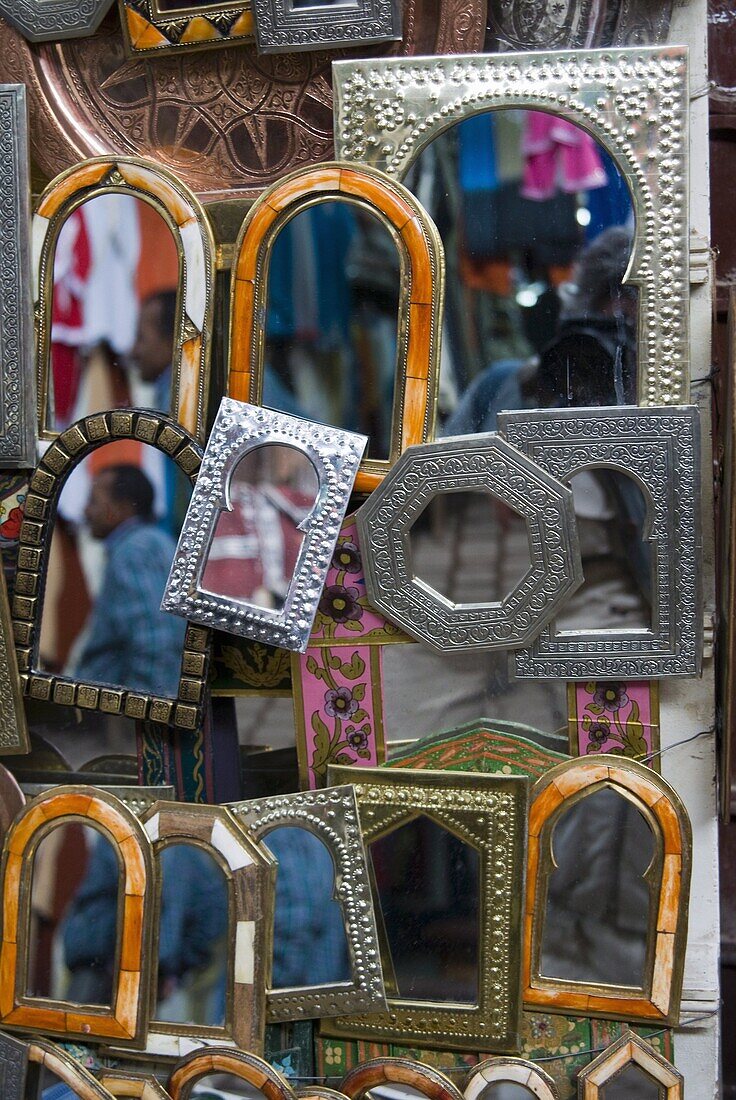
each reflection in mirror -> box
[38,1068,85,1099]
[190,1077,268,1099]
[264,826,350,987]
[473,1087,538,1100]
[27,824,120,1006]
[602,1064,661,1099]
[540,788,654,986]
[264,203,399,459]
[370,815,479,1002]
[39,443,192,698]
[201,443,319,611]
[49,194,179,433]
[155,843,229,1026]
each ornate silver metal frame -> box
[0,86,35,467]
[333,46,689,406]
[162,398,366,653]
[321,764,529,1053]
[355,434,583,653]
[0,1031,28,1100]
[499,406,702,679]
[229,784,387,1022]
[253,0,401,55]
[0,0,114,41]
[0,563,30,755]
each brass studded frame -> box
[12,409,211,730]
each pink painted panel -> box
[568,681,661,771]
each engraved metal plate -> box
[162,398,367,653]
[0,0,114,41]
[499,405,701,679]
[355,434,583,652]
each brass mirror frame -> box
[33,157,215,443]
[167,1047,296,1100]
[137,800,276,1058]
[341,1057,465,1100]
[0,786,154,1045]
[523,757,691,1025]
[28,1039,118,1098]
[12,409,211,730]
[321,764,529,1053]
[333,46,690,407]
[464,1057,559,1100]
[101,1071,174,1099]
[576,1029,683,1098]
[228,162,444,494]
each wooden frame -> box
[28,1039,118,1098]
[138,800,276,1057]
[167,1047,296,1100]
[0,787,154,1044]
[576,1029,683,1098]
[341,1057,465,1100]
[33,157,215,444]
[101,1071,174,1098]
[228,162,444,495]
[12,409,211,730]
[464,1057,559,1100]
[523,758,691,1025]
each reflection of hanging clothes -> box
[51,209,92,426]
[81,193,141,355]
[521,111,607,200]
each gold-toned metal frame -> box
[28,1039,118,1099]
[101,1071,174,1099]
[228,162,445,495]
[167,1047,296,1100]
[464,1057,559,1100]
[0,786,155,1045]
[12,408,211,730]
[524,758,691,1025]
[341,1057,465,1100]
[33,157,215,444]
[576,1029,683,1098]
[321,765,529,1053]
[137,800,276,1058]
[118,0,254,57]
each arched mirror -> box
[167,1049,296,1100]
[577,1030,683,1099]
[28,1039,119,1100]
[463,1057,559,1100]
[340,1057,465,1100]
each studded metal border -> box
[230,784,387,1022]
[355,434,583,652]
[12,409,211,730]
[162,398,366,653]
[499,405,701,679]
[333,46,689,406]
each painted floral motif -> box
[569,681,660,770]
[319,584,364,627]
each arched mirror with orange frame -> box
[523,757,691,1025]
[28,1039,120,1099]
[228,162,445,494]
[167,1048,297,1100]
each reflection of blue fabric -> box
[585,150,633,241]
[63,835,118,974]
[43,1085,78,1100]
[458,112,498,192]
[265,827,350,987]
[158,846,229,980]
[73,518,186,696]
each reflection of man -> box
[73,465,186,696]
[130,289,177,413]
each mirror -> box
[370,815,479,1002]
[38,1069,86,1099]
[189,1079,267,1099]
[472,1088,537,1100]
[602,1065,661,1100]
[155,843,229,1026]
[540,787,654,987]
[201,443,320,611]
[49,194,179,434]
[263,826,350,988]
[27,824,120,1007]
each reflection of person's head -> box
[131,290,177,383]
[85,465,155,540]
[563,226,636,321]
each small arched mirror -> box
[577,1030,683,1099]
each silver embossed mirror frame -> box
[162,398,366,652]
[333,46,689,406]
[229,784,387,1022]
[355,434,583,652]
[0,0,115,41]
[253,0,401,55]
[499,405,702,679]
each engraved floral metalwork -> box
[499,405,701,679]
[0,563,30,755]
[12,409,211,730]
[0,0,114,42]
[321,764,529,1053]
[0,1031,28,1100]
[355,434,583,653]
[486,0,673,53]
[577,1029,683,1097]
[162,398,366,652]
[333,46,689,405]
[230,784,386,1021]
[253,0,401,55]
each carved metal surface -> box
[355,434,583,653]
[0,0,114,42]
[333,46,690,406]
[0,1031,28,1100]
[230,784,387,1021]
[499,406,702,679]
[322,764,529,1053]
[12,409,211,730]
[0,86,35,468]
[486,0,673,52]
[0,564,30,755]
[0,0,484,201]
[162,398,366,652]
[253,0,401,55]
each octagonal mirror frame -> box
[463,1057,559,1100]
[0,0,115,41]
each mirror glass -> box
[264,825,350,987]
[190,1077,268,1099]
[201,443,320,612]
[155,842,229,1026]
[49,194,180,433]
[370,815,479,1002]
[602,1065,662,1099]
[264,202,399,459]
[473,1086,538,1100]
[27,824,120,1006]
[37,1068,86,1099]
[540,787,654,986]
[39,442,192,698]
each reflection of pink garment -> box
[522,112,607,200]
